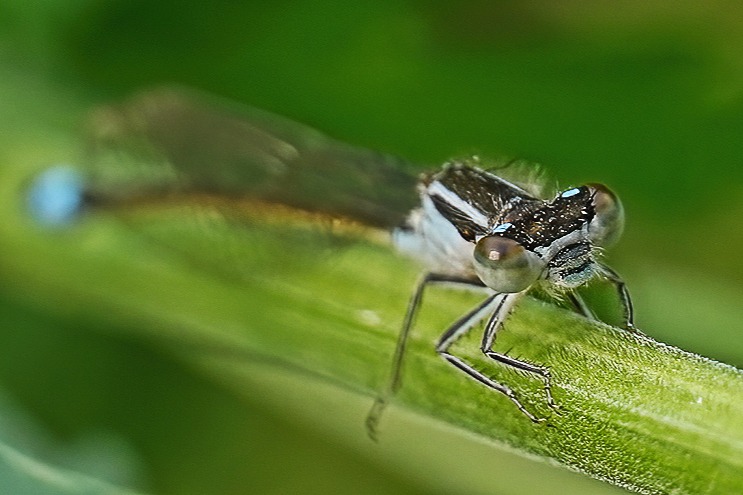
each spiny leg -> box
[436,292,549,424]
[365,272,485,441]
[598,263,637,332]
[566,291,596,321]
[480,292,560,412]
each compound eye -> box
[473,236,545,293]
[587,183,624,247]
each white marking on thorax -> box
[393,194,476,277]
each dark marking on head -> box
[503,186,595,250]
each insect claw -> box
[624,322,645,336]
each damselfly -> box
[28,87,635,439]
[366,161,634,439]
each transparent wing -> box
[83,87,420,228]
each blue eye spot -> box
[560,188,581,198]
[493,222,512,233]
[26,165,85,227]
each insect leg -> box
[597,263,637,332]
[365,272,484,441]
[567,292,596,320]
[436,292,549,424]
[479,292,560,412]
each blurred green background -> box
[1,1,743,494]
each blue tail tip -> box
[26,165,85,227]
